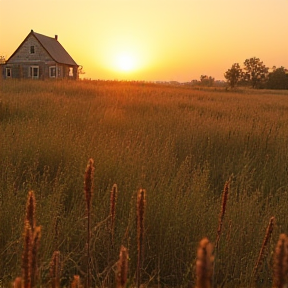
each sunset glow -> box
[116,54,136,72]
[1,0,288,82]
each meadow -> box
[1,80,288,288]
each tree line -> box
[224,57,288,89]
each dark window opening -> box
[30,46,35,54]
[30,66,39,79]
[6,68,12,77]
[49,66,56,78]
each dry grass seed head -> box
[26,191,36,233]
[273,233,288,288]
[22,220,32,288]
[71,275,83,288]
[196,237,214,288]
[253,216,275,279]
[110,184,118,230]
[50,251,61,288]
[84,158,95,212]
[215,181,229,248]
[13,277,22,288]
[137,189,146,245]
[30,226,41,288]
[116,245,129,288]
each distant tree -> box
[224,63,242,88]
[200,75,214,87]
[243,57,269,88]
[78,65,85,75]
[266,67,288,90]
[0,55,5,64]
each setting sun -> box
[116,53,136,72]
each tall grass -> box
[1,80,288,287]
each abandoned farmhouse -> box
[1,30,79,80]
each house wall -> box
[5,34,78,80]
[9,34,53,65]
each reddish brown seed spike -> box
[13,277,22,288]
[84,158,94,211]
[116,246,129,288]
[71,275,82,288]
[110,184,118,245]
[253,216,275,280]
[22,220,32,288]
[26,191,36,233]
[84,158,94,288]
[215,181,229,248]
[50,251,61,288]
[136,189,146,288]
[273,233,288,288]
[31,226,41,288]
[196,238,214,288]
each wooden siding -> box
[4,33,78,80]
[9,34,54,64]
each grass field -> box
[1,80,288,287]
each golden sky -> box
[1,0,287,82]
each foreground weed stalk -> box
[31,226,41,288]
[272,233,288,288]
[21,191,41,288]
[14,277,23,288]
[26,191,36,234]
[196,238,214,288]
[110,184,118,247]
[22,220,32,288]
[116,245,129,288]
[252,216,275,283]
[84,158,95,288]
[136,189,146,288]
[71,275,83,288]
[50,251,61,288]
[215,181,229,249]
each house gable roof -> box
[7,30,78,66]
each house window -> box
[69,67,73,77]
[30,46,35,54]
[30,66,39,79]
[6,68,12,78]
[49,66,56,78]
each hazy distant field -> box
[1,80,288,287]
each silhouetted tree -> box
[243,57,268,88]
[0,56,5,64]
[200,75,214,87]
[224,63,243,88]
[266,67,288,90]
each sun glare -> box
[116,53,136,72]
[95,35,152,78]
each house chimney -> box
[55,35,58,41]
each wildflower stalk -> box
[31,226,41,288]
[14,277,23,288]
[50,251,61,288]
[110,184,118,247]
[22,221,32,288]
[136,189,146,288]
[252,216,275,282]
[71,275,83,288]
[215,181,229,249]
[116,246,129,288]
[272,233,288,288]
[84,158,95,288]
[196,238,214,288]
[26,191,36,234]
